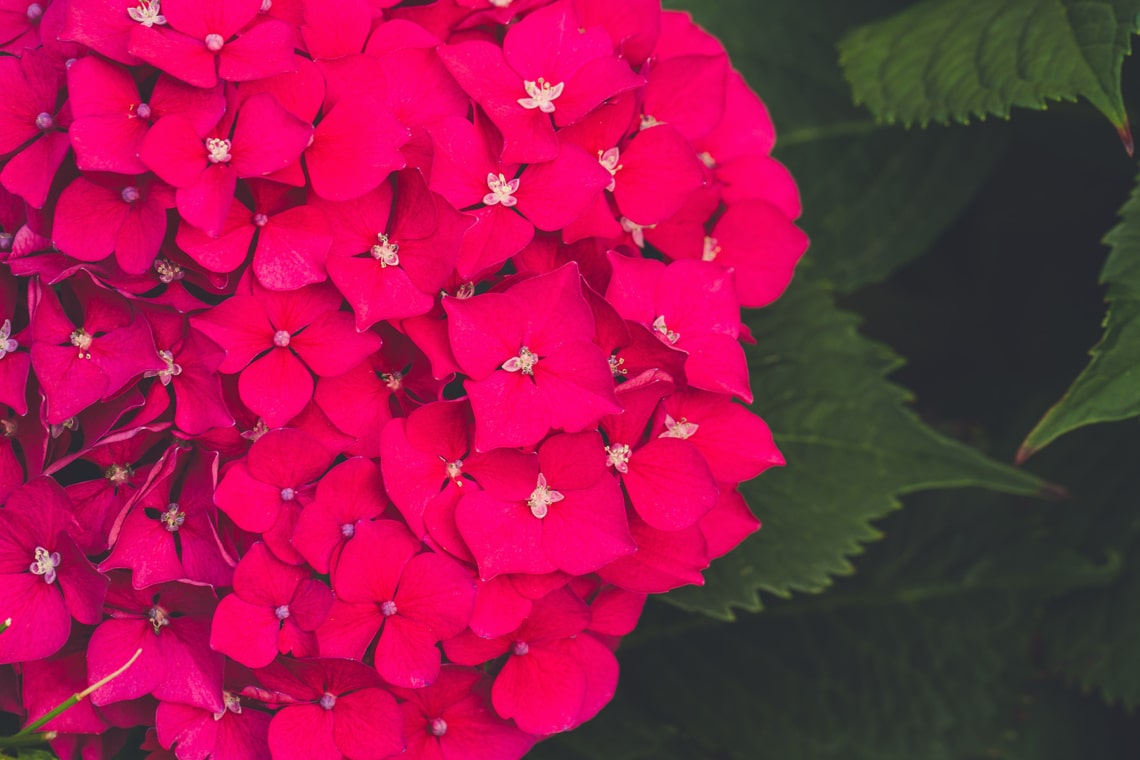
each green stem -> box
[0,618,10,636]
[0,731,56,749]
[13,648,142,737]
[777,119,881,148]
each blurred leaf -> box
[838,0,1140,138]
[669,0,1007,291]
[1021,169,1140,458]
[664,279,1049,620]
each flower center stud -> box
[340,522,355,537]
[430,718,448,737]
[659,413,699,440]
[206,137,232,163]
[619,217,653,248]
[502,346,538,375]
[512,640,529,656]
[70,327,93,358]
[605,443,632,474]
[135,102,152,119]
[598,147,622,192]
[380,600,398,617]
[483,173,519,207]
[204,33,225,52]
[252,213,269,227]
[698,151,717,169]
[702,236,721,262]
[280,487,295,501]
[640,114,663,130]
[26,3,43,21]
[652,315,680,344]
[214,691,242,720]
[518,77,565,113]
[0,319,18,359]
[444,459,464,485]
[121,185,141,203]
[147,605,171,634]
[527,473,563,519]
[273,330,290,348]
[275,604,290,620]
[160,503,186,532]
[608,354,627,377]
[29,546,61,584]
[319,693,336,710]
[371,233,400,267]
[128,0,166,26]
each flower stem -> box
[0,618,10,635]
[13,648,142,737]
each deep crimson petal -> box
[290,310,382,377]
[140,116,209,187]
[710,200,809,308]
[163,0,260,39]
[176,164,239,238]
[443,291,525,380]
[567,634,618,725]
[52,177,131,262]
[252,205,332,291]
[268,705,339,760]
[514,142,612,231]
[1,131,70,208]
[317,599,383,659]
[469,576,533,640]
[455,491,555,580]
[533,341,621,433]
[0,575,69,663]
[190,295,273,372]
[623,437,719,530]
[466,370,551,452]
[301,0,369,58]
[307,97,409,201]
[555,55,645,127]
[294,457,387,573]
[231,92,314,178]
[375,615,443,688]
[328,255,434,329]
[700,488,761,560]
[129,25,218,88]
[678,331,752,402]
[492,644,586,735]
[176,200,256,273]
[333,688,406,760]
[218,20,297,82]
[541,477,634,575]
[213,461,288,533]
[597,517,708,593]
[238,348,314,428]
[333,519,420,604]
[209,593,280,667]
[394,552,476,638]
[614,124,707,226]
[642,53,728,141]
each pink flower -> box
[444,262,620,450]
[292,456,390,574]
[0,48,69,207]
[0,478,107,664]
[255,656,405,760]
[191,280,380,426]
[455,431,634,579]
[210,542,332,667]
[386,666,535,760]
[155,690,272,760]
[318,519,476,688]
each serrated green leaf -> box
[663,278,1048,620]
[839,0,1140,134]
[1021,169,1140,457]
[670,0,1007,291]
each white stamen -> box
[280,487,295,501]
[70,328,93,359]
[242,419,270,441]
[698,151,716,169]
[381,371,402,392]
[483,173,519,207]
[121,186,141,203]
[608,354,627,377]
[527,473,563,519]
[598,147,622,192]
[380,600,397,617]
[214,691,243,720]
[605,443,632,474]
[204,33,224,51]
[430,718,448,737]
[105,463,133,486]
[275,604,290,620]
[340,522,355,537]
[144,349,182,386]
[659,413,698,440]
[29,546,61,584]
[259,0,272,11]
[502,346,538,375]
[371,233,400,267]
[26,3,43,21]
[160,503,186,532]
[319,693,336,710]
[206,137,232,164]
[640,114,663,130]
[517,77,564,114]
[702,236,721,262]
[619,217,654,248]
[127,0,166,27]
[273,330,290,348]
[252,213,269,227]
[652,315,680,344]
[135,102,152,120]
[0,319,18,359]
[147,605,170,634]
[154,258,183,284]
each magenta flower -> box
[191,280,380,426]
[67,55,225,175]
[87,576,224,714]
[318,519,476,688]
[387,666,535,760]
[141,92,313,237]
[213,427,334,534]
[255,656,405,760]
[597,515,710,593]
[605,252,753,402]
[444,587,618,735]
[29,274,165,425]
[127,0,296,88]
[455,431,634,579]
[439,1,644,164]
[292,456,389,574]
[444,262,620,451]
[0,48,69,207]
[155,690,272,760]
[100,446,234,590]
[210,542,332,667]
[0,478,107,664]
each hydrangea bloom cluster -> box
[0,0,807,756]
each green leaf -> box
[838,0,1140,136]
[669,0,1008,291]
[1021,169,1140,458]
[663,278,1049,620]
